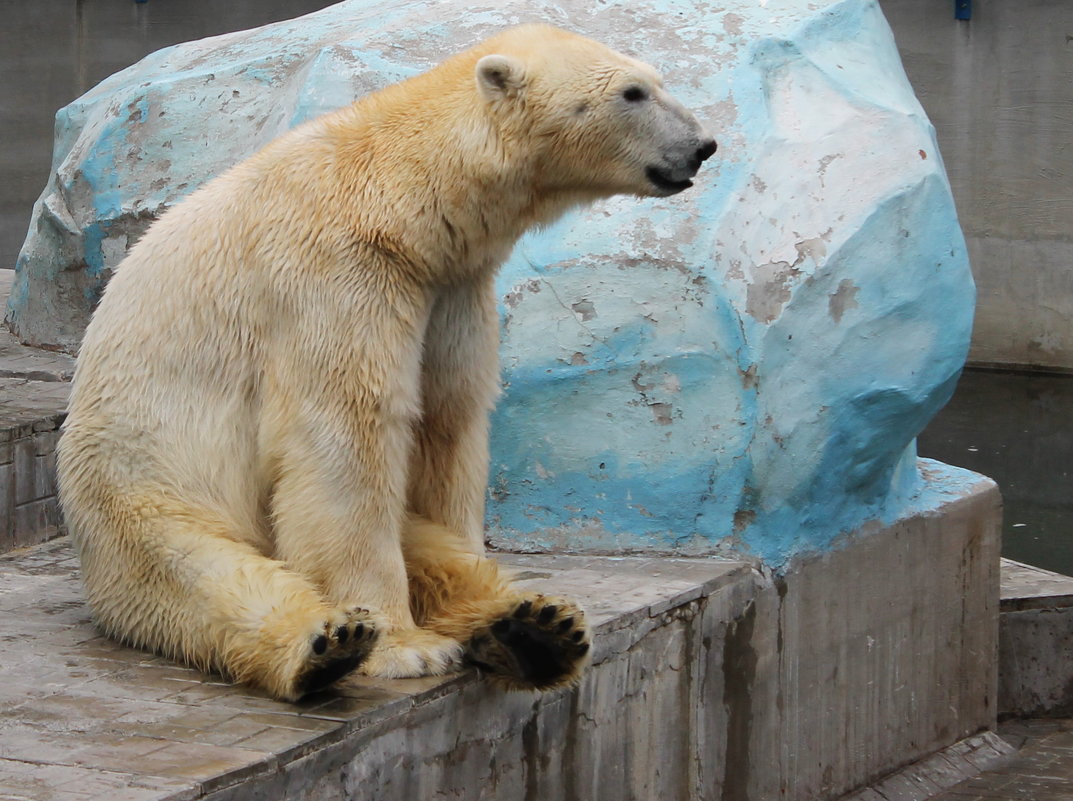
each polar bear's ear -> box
[476,54,526,101]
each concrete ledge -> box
[0,469,1002,801]
[0,539,756,801]
[745,470,1001,800]
[0,380,67,553]
[0,271,73,555]
[999,559,1073,718]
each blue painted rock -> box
[9,0,974,565]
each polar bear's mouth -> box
[645,166,695,194]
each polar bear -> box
[57,24,716,701]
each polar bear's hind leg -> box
[67,490,379,701]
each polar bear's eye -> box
[622,86,647,103]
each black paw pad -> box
[296,652,367,697]
[293,609,379,699]
[468,597,591,691]
[513,600,533,619]
[489,618,567,687]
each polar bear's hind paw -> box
[467,595,591,690]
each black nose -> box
[696,139,718,163]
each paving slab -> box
[925,719,1073,800]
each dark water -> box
[918,368,1073,578]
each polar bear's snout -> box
[646,135,718,195]
[639,88,718,196]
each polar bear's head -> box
[474,25,717,200]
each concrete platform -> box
[1,539,758,800]
[926,718,1073,801]
[0,469,1007,801]
[0,270,73,554]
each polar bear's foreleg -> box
[407,277,502,552]
[405,279,593,689]
[403,516,592,690]
[71,493,378,701]
[266,331,464,680]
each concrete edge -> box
[835,731,1017,801]
[1000,558,1073,611]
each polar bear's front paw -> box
[358,627,464,678]
[466,594,591,691]
[293,606,379,698]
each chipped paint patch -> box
[828,278,859,323]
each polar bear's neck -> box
[272,64,586,286]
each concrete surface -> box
[5,0,975,570]
[925,718,1073,801]
[746,471,1001,800]
[880,0,1073,371]
[0,538,760,801]
[998,561,1073,719]
[838,732,1016,801]
[0,468,1004,800]
[0,271,72,554]
[0,271,74,383]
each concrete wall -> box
[0,0,337,275]
[880,0,1073,371]
[0,412,64,553]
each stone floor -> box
[925,719,1073,800]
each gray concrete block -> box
[0,460,14,548]
[999,607,1073,718]
[747,478,1002,801]
[12,433,36,505]
[998,560,1073,719]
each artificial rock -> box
[7,0,974,566]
